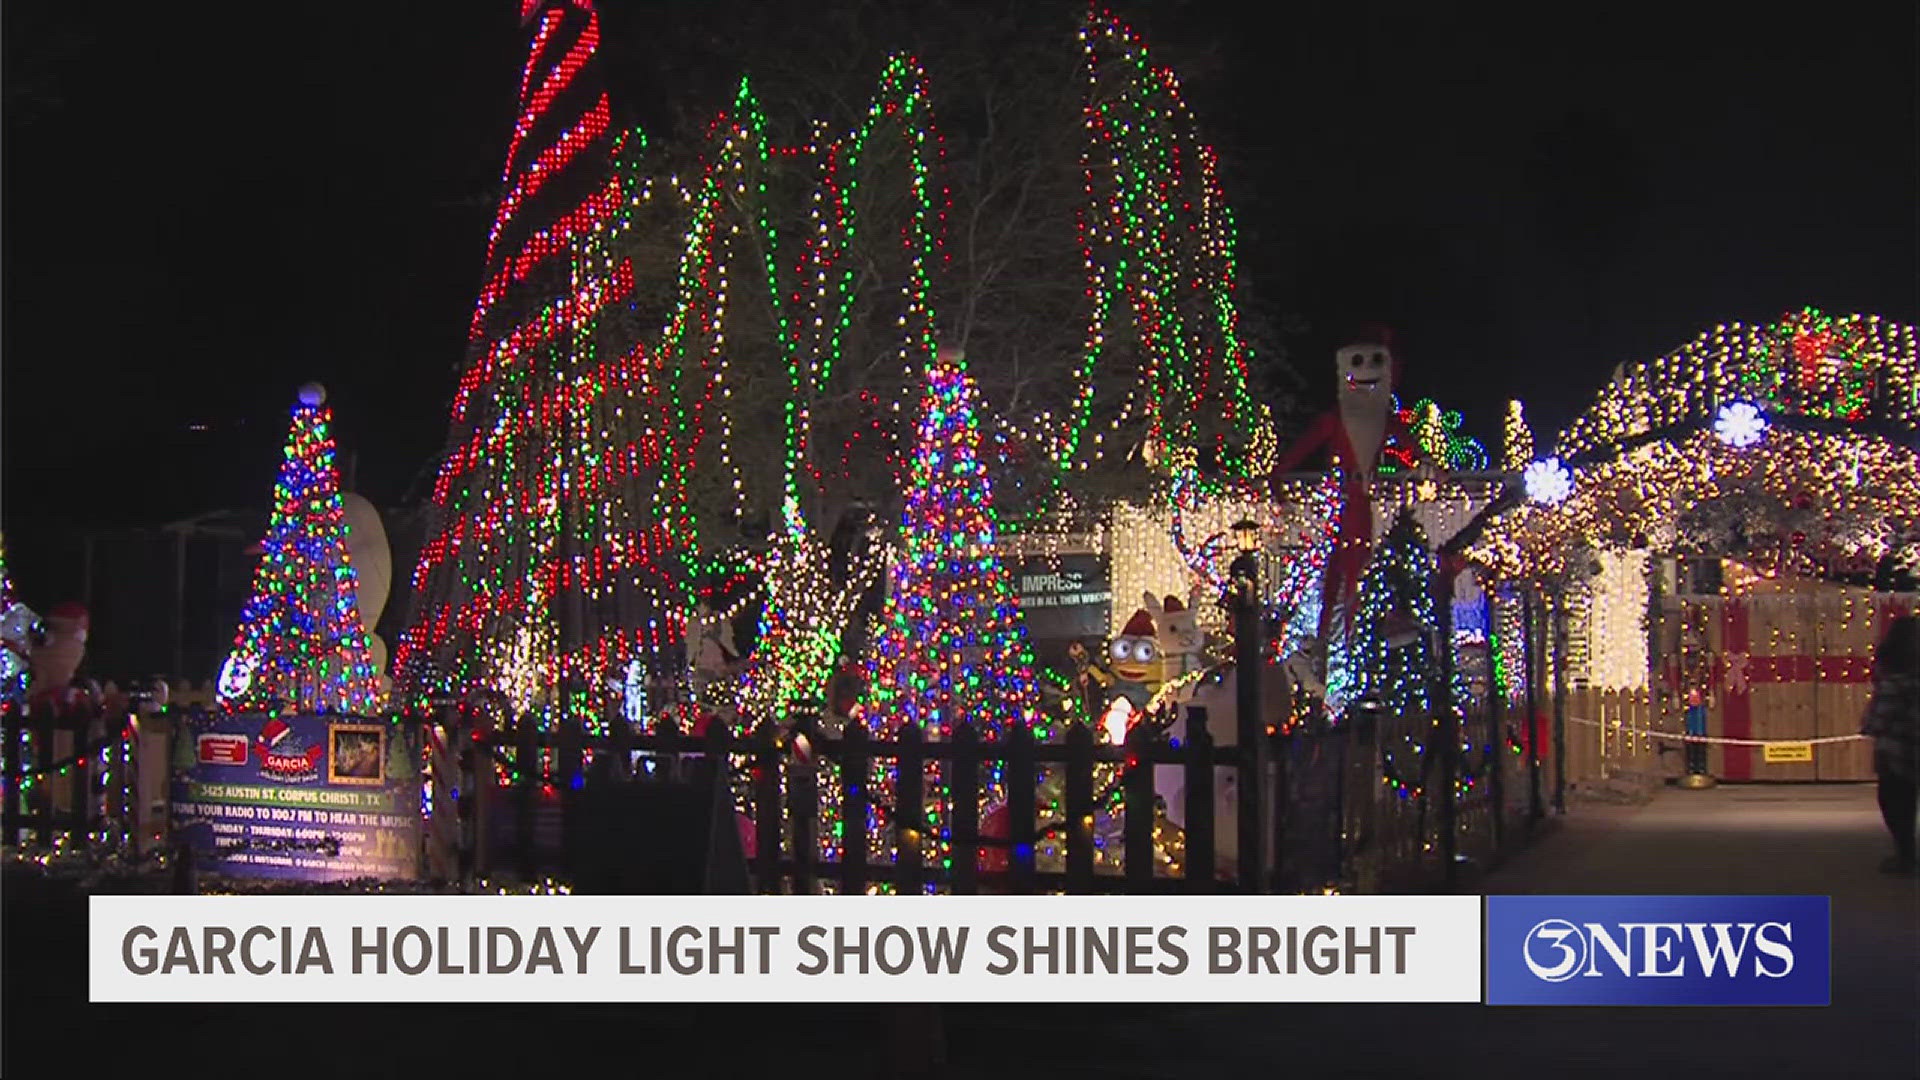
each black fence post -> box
[1434,568,1460,886]
[606,707,633,781]
[1551,587,1569,816]
[896,724,925,895]
[842,723,870,895]
[1065,722,1095,893]
[752,719,781,893]
[1523,588,1544,826]
[70,714,93,844]
[1487,584,1506,855]
[514,713,538,881]
[950,721,979,896]
[1123,723,1155,891]
[1005,722,1036,894]
[32,705,54,847]
[1182,707,1214,892]
[789,710,819,896]
[556,712,583,870]
[1232,560,1270,893]
[3,702,20,844]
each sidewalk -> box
[941,783,1920,1078]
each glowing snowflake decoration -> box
[1523,457,1574,506]
[1713,400,1768,449]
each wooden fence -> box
[3,694,1557,896]
[430,699,1547,896]
[1,699,160,856]
[1559,687,1683,789]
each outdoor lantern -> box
[1232,518,1261,554]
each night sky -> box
[4,1,1913,536]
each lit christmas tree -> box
[217,384,382,714]
[861,348,1041,739]
[1334,512,1447,718]
[0,533,36,703]
[396,0,694,729]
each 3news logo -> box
[1485,896,1829,1005]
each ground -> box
[5,784,1915,1078]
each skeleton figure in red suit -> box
[1269,327,1417,644]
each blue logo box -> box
[1485,896,1830,1006]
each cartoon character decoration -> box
[1107,607,1163,710]
[1269,325,1428,645]
[1146,588,1205,679]
[1099,607,1164,743]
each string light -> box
[217,386,382,715]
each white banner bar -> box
[91,894,1482,1003]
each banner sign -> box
[1485,895,1829,1006]
[90,894,1482,1003]
[1013,553,1112,672]
[169,712,422,883]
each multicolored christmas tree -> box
[1333,513,1444,718]
[862,349,1041,738]
[0,533,34,702]
[217,384,381,714]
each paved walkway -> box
[941,783,1920,1079]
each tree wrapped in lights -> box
[732,527,887,724]
[1503,400,1533,473]
[396,1,695,727]
[1334,513,1466,719]
[862,349,1042,737]
[218,385,382,715]
[0,535,36,704]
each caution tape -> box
[1567,716,1866,748]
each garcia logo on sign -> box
[1487,896,1828,1005]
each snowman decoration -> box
[340,488,393,702]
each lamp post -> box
[1228,519,1271,891]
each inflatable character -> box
[1147,588,1205,679]
[1155,656,1292,880]
[1106,607,1163,711]
[341,492,393,698]
[1269,326,1426,644]
[29,602,92,715]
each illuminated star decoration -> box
[1713,400,1768,449]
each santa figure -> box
[1269,326,1426,645]
[29,601,94,716]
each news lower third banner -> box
[90,895,1482,1003]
